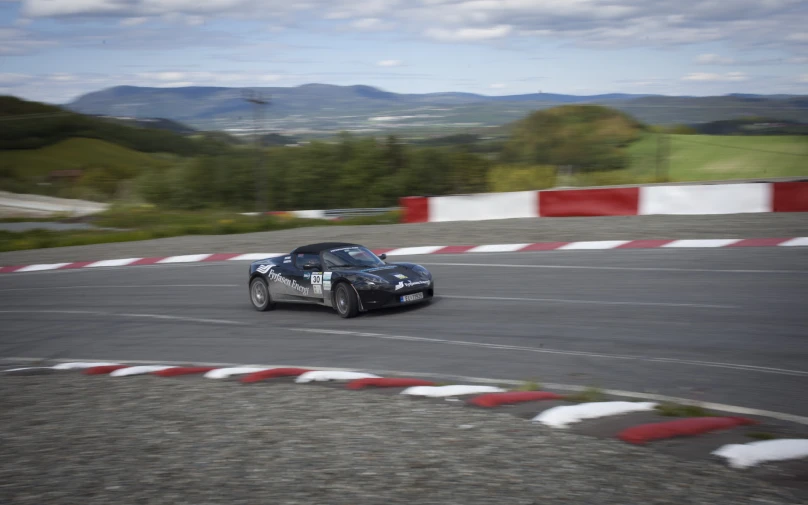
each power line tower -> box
[242,89,270,213]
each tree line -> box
[138,134,491,210]
[2,96,654,210]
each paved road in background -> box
[1,247,806,416]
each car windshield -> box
[323,246,385,268]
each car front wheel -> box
[249,277,273,311]
[334,283,359,318]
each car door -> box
[260,256,300,300]
[287,252,324,301]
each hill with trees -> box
[65,84,808,133]
[502,105,645,171]
[0,96,222,155]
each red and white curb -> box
[4,361,808,470]
[2,236,807,274]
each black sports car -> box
[247,242,434,318]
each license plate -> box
[400,292,424,303]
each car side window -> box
[295,253,321,270]
[323,252,342,269]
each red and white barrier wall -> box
[401,182,808,223]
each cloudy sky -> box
[1,0,806,103]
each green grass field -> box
[1,138,171,178]
[627,134,808,181]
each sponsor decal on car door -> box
[263,264,310,297]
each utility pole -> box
[243,89,270,213]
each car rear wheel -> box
[334,283,359,318]
[250,277,273,311]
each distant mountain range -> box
[66,84,808,136]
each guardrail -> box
[323,207,399,218]
[242,207,400,220]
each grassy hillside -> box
[0,138,173,200]
[0,95,225,155]
[2,138,171,176]
[626,134,808,181]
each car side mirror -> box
[379,254,387,260]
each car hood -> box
[350,263,430,288]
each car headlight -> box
[358,274,386,285]
[412,265,430,277]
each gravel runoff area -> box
[1,375,805,505]
[2,213,808,265]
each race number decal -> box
[310,273,323,285]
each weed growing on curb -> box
[512,380,542,392]
[565,387,605,403]
[746,432,779,441]
[655,403,711,417]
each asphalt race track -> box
[1,247,806,417]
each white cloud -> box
[48,73,77,82]
[799,74,808,83]
[377,59,402,67]
[133,71,290,86]
[0,73,32,86]
[696,53,736,65]
[350,18,393,30]
[20,0,249,18]
[489,83,506,89]
[148,71,187,81]
[185,15,205,26]
[426,24,512,42]
[790,56,808,64]
[120,17,148,26]
[8,0,807,59]
[0,27,56,55]
[682,72,749,82]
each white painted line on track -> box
[558,240,630,250]
[284,328,808,377]
[16,263,71,272]
[0,286,735,308]
[0,310,248,326]
[440,294,737,309]
[3,355,807,425]
[0,311,800,375]
[0,284,240,292]
[780,237,808,247]
[466,244,531,253]
[86,258,141,268]
[385,246,445,256]
[157,254,212,263]
[418,262,808,274]
[664,239,741,248]
[228,253,282,261]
